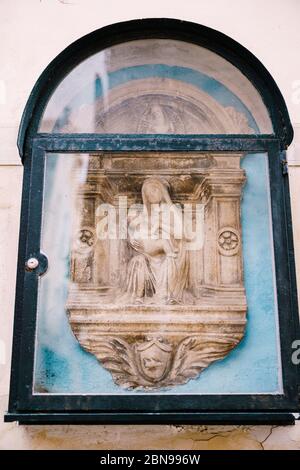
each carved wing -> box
[93,337,142,389]
[169,336,240,385]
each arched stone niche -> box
[40,39,273,135]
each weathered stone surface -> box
[67,153,247,389]
[74,78,255,135]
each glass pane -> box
[34,151,281,394]
[39,39,273,134]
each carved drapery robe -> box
[125,178,189,304]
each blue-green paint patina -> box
[51,64,259,133]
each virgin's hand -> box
[131,240,144,252]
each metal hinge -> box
[281,158,288,175]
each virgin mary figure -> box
[124,177,190,304]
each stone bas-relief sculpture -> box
[59,78,255,135]
[67,151,247,389]
[124,178,190,305]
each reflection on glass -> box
[39,39,273,134]
[34,152,280,394]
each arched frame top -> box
[18,18,293,160]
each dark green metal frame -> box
[5,19,300,425]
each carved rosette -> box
[218,227,240,256]
[75,228,95,253]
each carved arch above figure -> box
[17,18,293,158]
[92,78,255,134]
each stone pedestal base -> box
[68,299,246,389]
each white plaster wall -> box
[1,0,300,449]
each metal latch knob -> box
[26,257,39,271]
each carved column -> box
[203,154,246,293]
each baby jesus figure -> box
[128,200,179,259]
